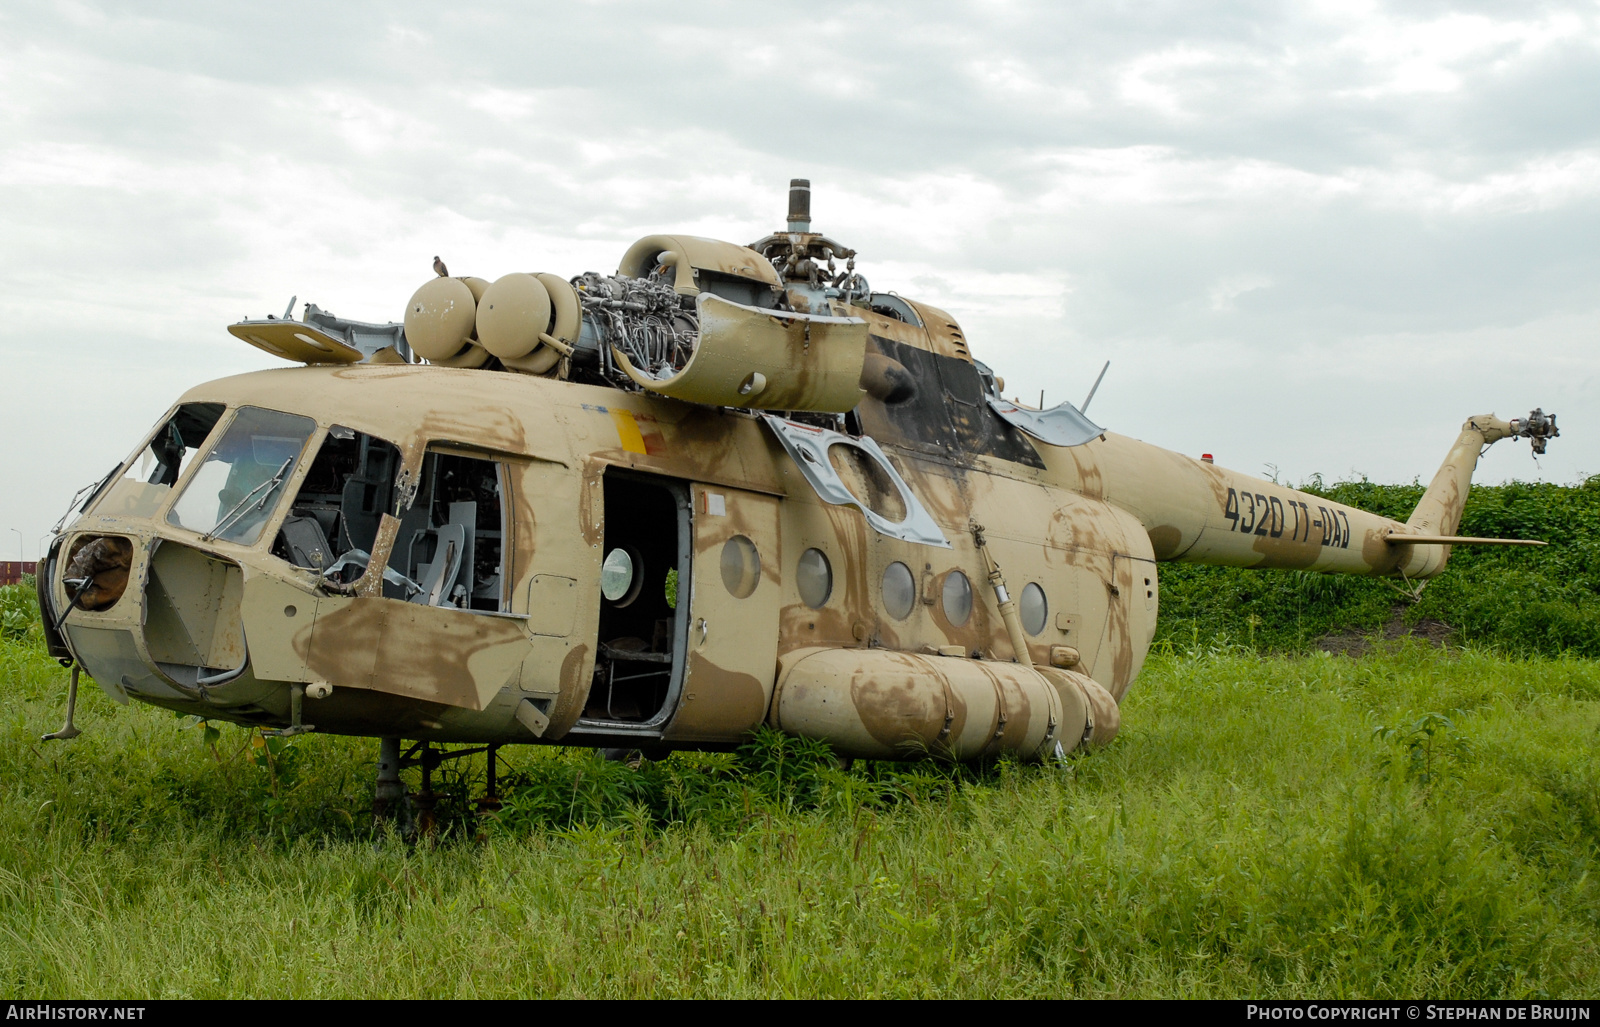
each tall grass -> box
[3,597,1597,997]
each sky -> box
[3,0,1598,561]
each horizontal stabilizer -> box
[1385,533,1545,547]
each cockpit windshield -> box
[167,407,317,545]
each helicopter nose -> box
[139,540,249,690]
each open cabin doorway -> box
[574,470,691,737]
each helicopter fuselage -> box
[39,344,1488,760]
[38,188,1544,762]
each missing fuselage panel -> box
[275,426,398,570]
[275,426,399,580]
[386,449,508,611]
[274,431,509,613]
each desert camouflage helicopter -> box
[35,180,1557,809]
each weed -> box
[5,631,1596,997]
[1373,711,1469,788]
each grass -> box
[5,469,1599,998]
[3,605,1598,997]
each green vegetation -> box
[1,478,1597,997]
[0,575,39,642]
[1158,476,1600,656]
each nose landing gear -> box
[40,665,84,742]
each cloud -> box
[1208,274,1275,312]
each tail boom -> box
[1081,411,1549,581]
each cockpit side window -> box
[89,403,227,520]
[383,447,507,612]
[123,403,227,487]
[272,425,401,578]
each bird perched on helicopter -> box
[35,179,1558,804]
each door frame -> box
[566,468,692,741]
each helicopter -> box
[33,179,1558,809]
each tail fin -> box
[1406,415,1511,537]
[1407,409,1558,539]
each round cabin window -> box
[1020,582,1048,636]
[601,548,639,604]
[797,548,832,609]
[720,535,761,599]
[882,561,916,620]
[942,570,973,626]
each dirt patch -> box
[1316,606,1455,657]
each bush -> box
[1156,476,1600,656]
[0,578,40,643]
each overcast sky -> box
[3,1,1597,560]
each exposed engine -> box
[570,268,698,388]
[229,179,886,414]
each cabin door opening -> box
[581,471,690,729]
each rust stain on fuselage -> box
[545,643,592,739]
[666,650,768,741]
[851,657,942,752]
[304,596,527,710]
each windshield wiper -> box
[53,463,121,533]
[201,457,294,543]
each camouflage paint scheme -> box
[38,216,1533,763]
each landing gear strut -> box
[374,736,406,823]
[40,665,83,742]
[371,738,506,837]
[478,744,503,815]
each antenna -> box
[1080,360,1110,414]
[283,295,298,320]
